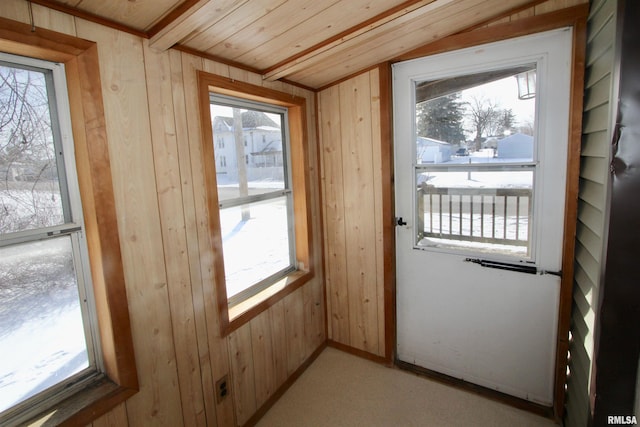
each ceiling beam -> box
[261,0,455,82]
[149,0,249,52]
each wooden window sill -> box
[225,269,313,335]
[26,377,137,426]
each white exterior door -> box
[393,29,572,405]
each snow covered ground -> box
[220,195,290,298]
[416,152,533,256]
[0,238,88,413]
[0,184,64,234]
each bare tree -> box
[0,64,62,234]
[465,96,517,150]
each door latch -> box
[395,217,407,226]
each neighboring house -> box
[416,136,451,163]
[212,111,283,181]
[496,133,533,159]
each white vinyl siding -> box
[565,1,618,426]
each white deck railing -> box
[417,185,532,247]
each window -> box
[0,52,103,423]
[0,16,137,426]
[210,95,296,306]
[414,64,538,259]
[198,72,313,333]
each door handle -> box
[396,217,407,226]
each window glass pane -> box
[414,65,537,258]
[0,237,89,412]
[417,169,533,256]
[221,196,292,299]
[415,65,536,164]
[210,104,286,202]
[0,64,65,235]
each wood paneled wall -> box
[0,2,324,426]
[318,68,388,358]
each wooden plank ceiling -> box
[33,0,544,88]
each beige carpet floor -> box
[256,347,558,427]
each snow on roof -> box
[416,136,450,146]
[497,133,533,144]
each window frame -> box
[0,16,138,426]
[197,71,313,335]
[0,52,105,424]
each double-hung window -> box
[0,53,101,424]
[209,94,296,307]
[199,72,313,333]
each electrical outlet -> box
[215,375,229,403]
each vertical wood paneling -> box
[143,41,207,427]
[284,288,306,375]
[250,310,276,408]
[31,3,77,35]
[90,403,129,427]
[179,52,236,427]
[304,277,326,357]
[250,311,275,409]
[250,301,288,408]
[318,69,385,357]
[269,300,289,390]
[318,84,350,344]
[74,19,184,426]
[228,325,256,426]
[339,72,379,355]
[369,68,386,357]
[0,0,29,22]
[167,49,220,427]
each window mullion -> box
[219,189,291,209]
[44,69,73,225]
[70,230,101,369]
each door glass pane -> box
[414,65,537,257]
[415,64,536,163]
[220,196,292,298]
[209,104,286,202]
[417,168,533,256]
[0,64,65,235]
[0,237,89,412]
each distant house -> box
[416,136,451,163]
[211,111,283,181]
[497,133,534,159]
